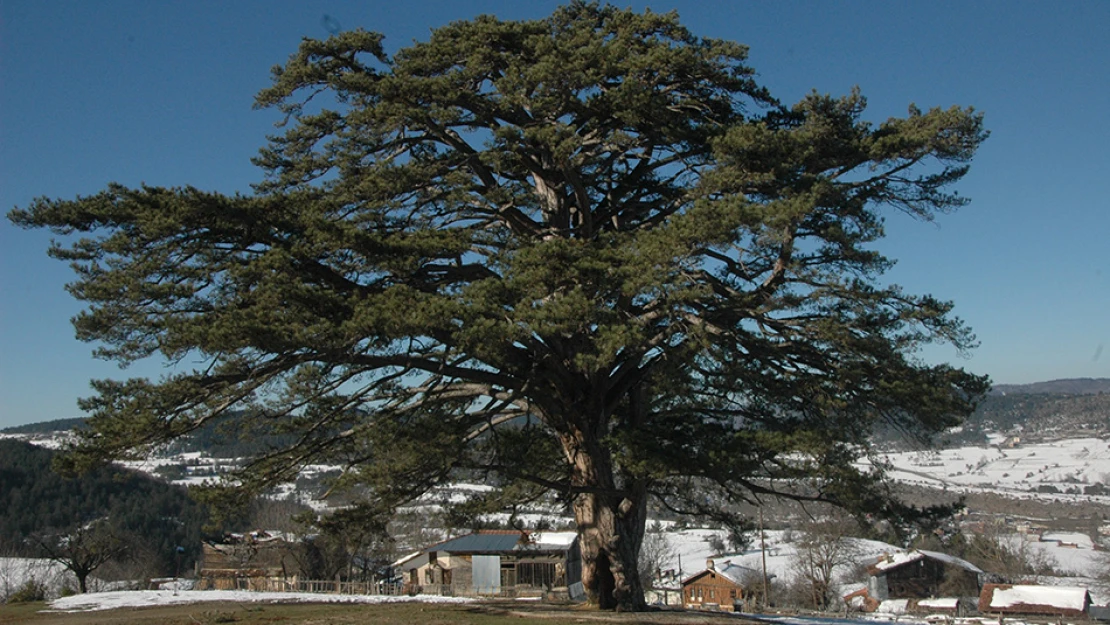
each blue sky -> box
[1,1,1108,429]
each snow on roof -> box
[917,549,983,573]
[527,531,577,550]
[876,598,909,614]
[918,597,960,609]
[985,584,1090,612]
[716,561,759,585]
[391,551,423,568]
[870,549,981,574]
[681,559,759,586]
[416,530,576,555]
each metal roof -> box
[425,530,577,554]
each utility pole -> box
[760,507,770,610]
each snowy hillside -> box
[651,527,1110,604]
[874,437,1110,504]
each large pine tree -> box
[11,3,988,610]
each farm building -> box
[394,530,582,599]
[681,559,756,612]
[196,531,298,590]
[867,549,982,600]
[979,584,1091,618]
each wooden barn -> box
[196,531,298,590]
[681,559,756,612]
[394,530,582,599]
[866,550,982,601]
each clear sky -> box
[1,1,1108,429]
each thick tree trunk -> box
[567,438,648,611]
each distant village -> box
[10,513,1110,623]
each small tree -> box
[637,522,677,590]
[962,522,1057,581]
[789,517,861,610]
[33,521,129,594]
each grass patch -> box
[0,599,754,624]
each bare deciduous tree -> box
[638,522,677,590]
[33,521,129,594]
[789,517,861,610]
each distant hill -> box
[991,378,1110,395]
[9,378,1110,454]
[1,417,87,434]
[0,438,217,574]
[2,412,299,458]
[965,391,1110,439]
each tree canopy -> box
[10,2,988,610]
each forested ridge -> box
[2,411,297,459]
[0,438,213,575]
[10,381,1109,455]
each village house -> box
[867,550,982,600]
[681,559,756,612]
[393,530,582,599]
[846,549,983,613]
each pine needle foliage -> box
[10,2,988,610]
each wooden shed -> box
[867,550,982,601]
[979,583,1091,618]
[197,531,298,590]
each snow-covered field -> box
[0,558,76,601]
[650,526,1110,604]
[875,437,1110,504]
[657,528,899,585]
[48,589,475,612]
[10,426,1110,507]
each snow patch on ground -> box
[49,589,476,612]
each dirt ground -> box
[0,600,765,625]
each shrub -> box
[7,579,47,603]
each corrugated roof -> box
[869,549,981,574]
[433,532,523,553]
[423,530,577,555]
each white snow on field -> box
[0,431,75,450]
[656,528,902,587]
[874,437,1110,504]
[1042,532,1096,549]
[0,558,76,601]
[49,589,476,612]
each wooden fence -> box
[195,576,558,599]
[196,576,406,596]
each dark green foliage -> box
[971,392,1110,434]
[9,2,988,610]
[0,418,87,435]
[0,439,213,575]
[6,579,47,604]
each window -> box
[518,562,557,588]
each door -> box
[472,555,500,595]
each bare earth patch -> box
[1,599,764,625]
